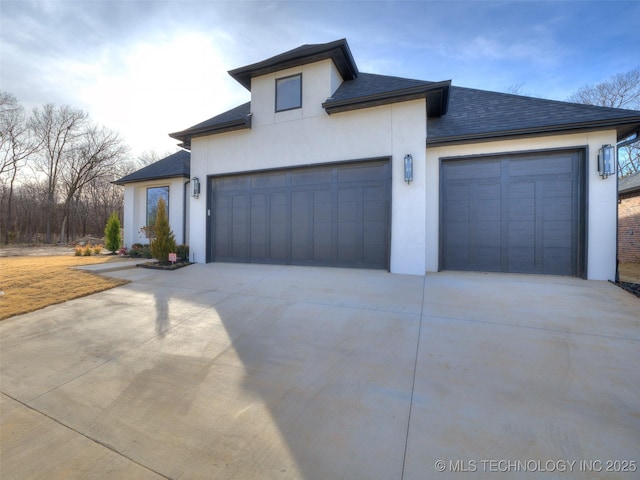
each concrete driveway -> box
[1,264,638,479]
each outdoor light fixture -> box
[192,177,200,199]
[404,154,413,184]
[598,145,616,179]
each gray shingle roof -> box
[323,73,450,117]
[228,39,357,90]
[427,86,640,146]
[170,74,452,146]
[619,171,640,194]
[168,39,640,150]
[113,150,190,185]
[170,102,251,148]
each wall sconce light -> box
[598,145,616,179]
[192,177,200,199]
[404,154,413,184]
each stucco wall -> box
[188,59,428,274]
[122,178,188,249]
[618,191,640,263]
[425,130,619,280]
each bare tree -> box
[0,92,41,243]
[568,68,640,109]
[58,125,128,242]
[29,104,88,243]
[136,149,175,169]
[0,95,132,244]
[568,67,640,177]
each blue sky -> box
[1,0,639,157]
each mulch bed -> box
[136,261,192,271]
[613,281,640,298]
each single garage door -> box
[441,149,585,276]
[209,159,391,268]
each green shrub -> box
[176,244,189,261]
[149,198,177,264]
[104,212,121,253]
[129,244,151,258]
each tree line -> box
[1,67,639,245]
[567,67,640,177]
[0,91,160,245]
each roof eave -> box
[427,117,640,147]
[323,81,451,116]
[229,39,358,90]
[619,186,640,195]
[169,115,253,148]
[112,172,190,186]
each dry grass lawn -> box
[619,262,640,284]
[0,255,129,320]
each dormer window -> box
[276,74,302,112]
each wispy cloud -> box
[2,0,638,155]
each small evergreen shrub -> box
[149,198,177,264]
[129,244,152,258]
[176,244,189,261]
[105,212,121,253]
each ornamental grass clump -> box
[149,197,177,264]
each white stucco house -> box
[115,39,640,280]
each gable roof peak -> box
[228,38,358,90]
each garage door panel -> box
[543,221,572,247]
[231,195,249,260]
[542,248,573,273]
[446,222,470,245]
[544,199,572,221]
[442,150,583,276]
[508,246,534,266]
[472,246,501,269]
[444,160,501,180]
[509,221,535,247]
[542,179,573,196]
[445,200,470,222]
[509,157,573,176]
[474,221,501,244]
[292,169,333,186]
[212,160,389,268]
[252,172,288,189]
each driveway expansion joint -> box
[400,275,427,480]
[1,391,172,480]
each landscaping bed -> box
[136,261,192,271]
[614,281,640,298]
[616,263,640,298]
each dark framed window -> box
[146,186,169,238]
[276,74,302,112]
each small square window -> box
[276,74,302,112]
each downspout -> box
[615,131,639,283]
[184,179,190,246]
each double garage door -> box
[209,160,391,269]
[441,149,585,277]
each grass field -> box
[0,255,129,320]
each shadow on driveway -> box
[1,264,638,479]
